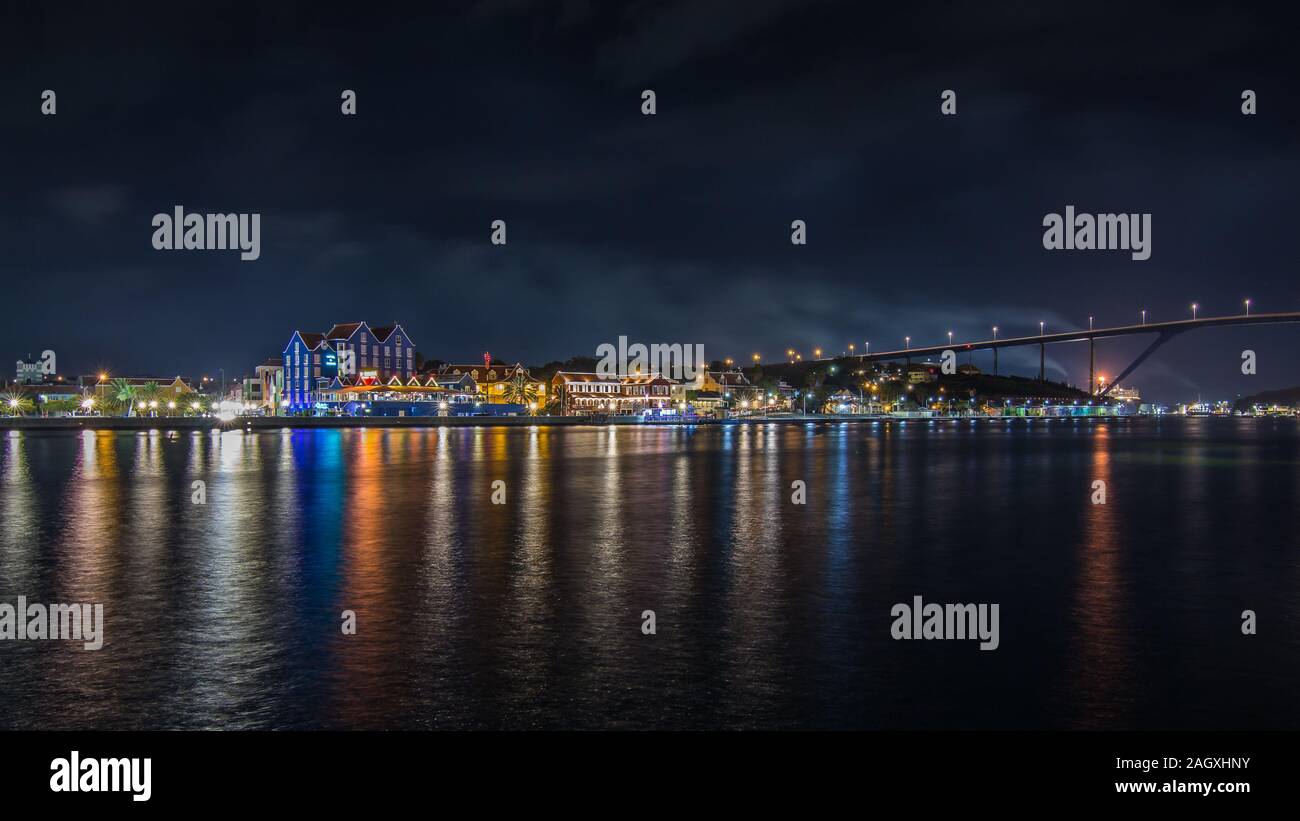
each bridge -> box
[842,312,1300,397]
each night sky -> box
[3,1,1298,402]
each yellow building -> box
[437,362,548,406]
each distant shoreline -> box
[0,413,1251,433]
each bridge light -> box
[1141,309,1146,325]
[1191,303,1198,320]
[1245,298,1251,315]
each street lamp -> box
[992,326,998,340]
[904,336,910,350]
[1039,320,1045,336]
[947,331,953,346]
[1191,303,1198,320]
[1141,309,1146,325]
[1088,316,1094,331]
[814,348,822,358]
[1244,298,1251,315]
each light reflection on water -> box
[0,419,1297,729]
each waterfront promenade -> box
[0,411,1150,432]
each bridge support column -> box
[1098,329,1185,397]
[993,347,998,376]
[1089,337,1095,396]
[1039,342,1044,381]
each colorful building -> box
[551,371,682,415]
[282,331,336,413]
[435,358,547,407]
[283,321,416,413]
[255,358,283,411]
[323,321,417,384]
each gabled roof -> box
[429,372,474,383]
[258,358,283,368]
[552,371,621,384]
[624,374,677,386]
[324,321,367,340]
[710,371,752,386]
[442,362,536,383]
[287,330,328,350]
[366,323,414,347]
[553,371,675,386]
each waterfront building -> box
[424,371,477,394]
[283,321,416,413]
[240,376,263,406]
[79,374,194,399]
[551,371,681,415]
[15,356,48,384]
[282,331,337,413]
[316,373,506,416]
[323,321,417,383]
[825,389,881,414]
[255,359,283,411]
[691,369,762,407]
[436,359,547,406]
[906,362,940,383]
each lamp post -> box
[1191,303,1198,320]
[1245,298,1251,316]
[1141,309,1146,325]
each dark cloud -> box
[2,1,1299,401]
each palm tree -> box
[136,381,162,417]
[503,370,539,410]
[111,378,137,417]
[1,390,33,416]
